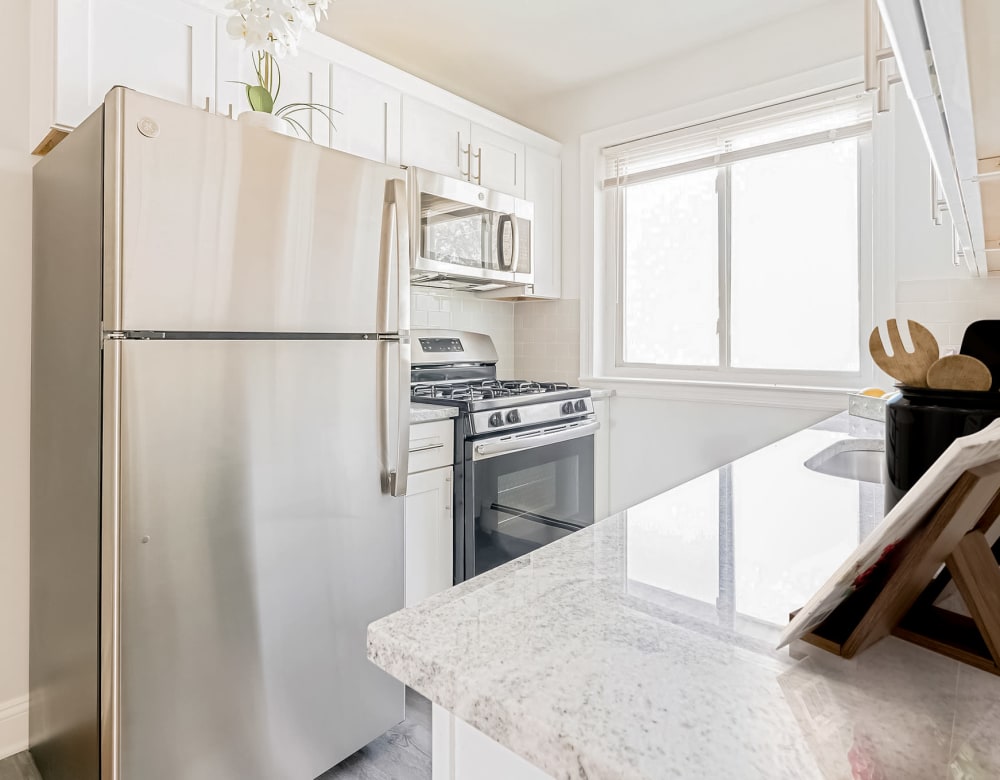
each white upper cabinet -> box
[469,125,525,198]
[522,147,562,299]
[400,96,470,179]
[329,65,401,165]
[877,0,997,274]
[30,0,217,151]
[216,22,333,146]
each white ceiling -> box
[320,0,839,114]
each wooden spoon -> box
[869,319,940,387]
[926,354,992,391]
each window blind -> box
[602,87,873,189]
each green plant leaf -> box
[282,115,314,142]
[246,85,274,113]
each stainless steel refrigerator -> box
[30,88,411,780]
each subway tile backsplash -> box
[411,289,516,373]
[410,289,582,385]
[896,278,1000,351]
[513,299,581,385]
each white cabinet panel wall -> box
[329,65,401,165]
[523,147,562,298]
[401,96,470,179]
[470,124,525,197]
[31,0,217,146]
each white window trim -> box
[578,58,895,410]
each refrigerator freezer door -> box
[112,339,404,779]
[105,89,407,334]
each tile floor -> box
[0,689,431,780]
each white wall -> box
[0,0,33,760]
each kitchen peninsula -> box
[368,413,1000,779]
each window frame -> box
[606,132,873,387]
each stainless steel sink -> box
[804,438,885,484]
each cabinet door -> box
[404,466,454,607]
[217,24,333,146]
[55,0,216,129]
[401,96,470,179]
[523,146,562,298]
[329,65,402,165]
[593,397,611,519]
[470,124,525,197]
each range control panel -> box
[418,337,464,354]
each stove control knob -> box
[574,400,587,412]
[489,412,504,427]
[506,410,521,425]
[561,401,575,415]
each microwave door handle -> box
[509,212,520,274]
[496,214,514,271]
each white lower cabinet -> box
[593,396,611,519]
[433,705,552,780]
[405,419,455,608]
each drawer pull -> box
[409,442,445,454]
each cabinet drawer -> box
[409,419,454,473]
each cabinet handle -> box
[203,96,212,113]
[458,134,471,179]
[409,441,445,453]
[473,146,482,184]
[930,162,948,225]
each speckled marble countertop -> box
[410,403,459,423]
[369,412,1000,779]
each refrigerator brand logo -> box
[137,118,159,139]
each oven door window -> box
[420,193,495,271]
[471,435,595,577]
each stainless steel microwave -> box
[408,168,533,291]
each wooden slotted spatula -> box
[869,319,939,387]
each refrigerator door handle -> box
[377,177,411,335]
[390,336,410,497]
[377,175,410,497]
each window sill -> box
[579,376,852,411]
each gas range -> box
[410,329,597,584]
[410,330,593,434]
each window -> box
[603,90,873,386]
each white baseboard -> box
[0,694,29,761]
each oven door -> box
[464,420,597,580]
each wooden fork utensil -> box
[869,319,940,387]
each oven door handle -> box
[473,420,600,461]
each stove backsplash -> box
[410,291,581,385]
[411,290,515,373]
[513,299,581,386]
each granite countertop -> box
[410,403,459,423]
[369,412,1000,779]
